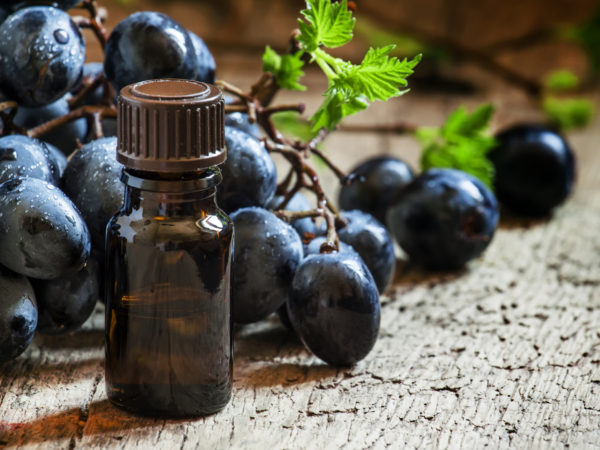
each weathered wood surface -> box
[2,56,600,449]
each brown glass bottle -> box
[105,79,233,418]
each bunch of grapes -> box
[0,1,219,364]
[0,0,576,368]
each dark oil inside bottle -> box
[105,169,233,418]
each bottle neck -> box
[122,168,221,217]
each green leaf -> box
[543,96,594,130]
[291,1,420,131]
[262,46,306,91]
[336,48,421,101]
[262,45,280,72]
[297,0,355,52]
[309,51,421,130]
[310,89,368,131]
[271,111,317,141]
[415,126,438,148]
[442,104,494,138]
[420,138,496,188]
[544,69,580,92]
[572,8,600,76]
[418,104,497,188]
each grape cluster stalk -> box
[0,0,354,253]
[218,73,352,253]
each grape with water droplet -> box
[0,177,91,279]
[0,6,86,106]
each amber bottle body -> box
[105,169,233,418]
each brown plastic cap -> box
[117,79,226,172]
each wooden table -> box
[1,57,600,449]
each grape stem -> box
[218,71,348,252]
[263,138,341,252]
[68,73,104,109]
[27,105,116,140]
[73,0,109,50]
[88,111,104,140]
[274,209,324,222]
[0,101,26,135]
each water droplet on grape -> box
[54,29,69,45]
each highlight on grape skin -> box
[0,6,86,107]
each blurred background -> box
[82,0,600,193]
[91,0,599,84]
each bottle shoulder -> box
[107,208,233,245]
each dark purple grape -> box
[276,303,294,330]
[14,95,87,155]
[288,252,380,366]
[490,124,575,216]
[339,156,414,224]
[61,137,124,250]
[104,12,197,93]
[337,210,396,294]
[223,96,261,139]
[282,237,355,332]
[0,266,37,363]
[44,142,67,180]
[387,169,499,270]
[0,177,91,279]
[304,236,354,256]
[230,207,303,324]
[33,257,100,335]
[225,112,261,140]
[0,135,55,185]
[5,1,81,10]
[268,192,319,240]
[53,1,81,10]
[188,30,215,83]
[90,249,105,304]
[0,6,86,106]
[219,127,277,213]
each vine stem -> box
[69,73,105,109]
[73,0,108,50]
[27,106,116,139]
[0,101,18,114]
[218,71,349,251]
[0,101,25,135]
[264,138,341,251]
[274,209,323,222]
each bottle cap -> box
[117,79,226,172]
